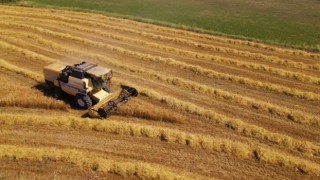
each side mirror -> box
[107,71,113,80]
[83,82,88,89]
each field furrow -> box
[2,21,319,103]
[2,46,320,166]
[2,27,318,115]
[1,29,320,156]
[2,14,319,86]
[0,5,319,179]
[2,29,319,127]
[1,11,319,75]
[1,113,320,176]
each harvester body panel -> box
[43,62,67,82]
[91,89,110,102]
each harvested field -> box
[0,5,319,179]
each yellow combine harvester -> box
[43,61,138,118]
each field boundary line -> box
[1,11,319,72]
[2,14,319,85]
[1,6,319,59]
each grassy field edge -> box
[4,1,320,52]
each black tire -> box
[52,87,63,99]
[75,94,92,109]
[98,108,109,118]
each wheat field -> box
[0,5,319,179]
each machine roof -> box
[76,62,97,71]
[44,62,69,71]
[86,66,111,77]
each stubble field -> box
[0,5,319,179]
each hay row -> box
[1,22,317,101]
[0,58,42,82]
[4,15,318,85]
[105,60,320,127]
[1,53,319,161]
[0,30,72,54]
[1,17,318,158]
[0,144,191,179]
[0,40,54,63]
[0,58,67,110]
[5,29,318,127]
[3,28,319,126]
[0,114,319,176]
[122,83,320,158]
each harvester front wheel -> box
[75,94,92,109]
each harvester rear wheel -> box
[75,94,92,109]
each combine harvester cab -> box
[43,61,138,119]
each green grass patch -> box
[0,0,17,3]
[4,0,320,51]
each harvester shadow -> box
[33,83,82,110]
[33,83,138,119]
